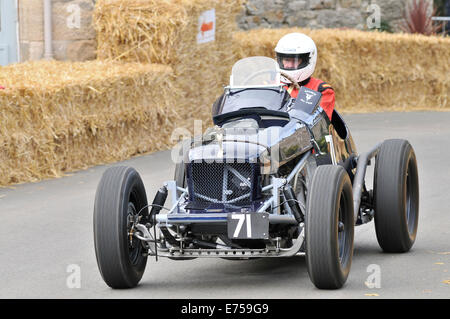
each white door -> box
[0,0,18,66]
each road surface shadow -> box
[138,256,310,291]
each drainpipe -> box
[15,0,21,62]
[43,0,53,60]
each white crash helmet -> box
[275,33,317,83]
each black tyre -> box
[94,166,149,289]
[306,165,354,289]
[374,139,419,253]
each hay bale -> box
[0,60,177,186]
[233,28,450,111]
[94,0,244,128]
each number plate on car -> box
[227,213,269,239]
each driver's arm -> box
[318,84,335,121]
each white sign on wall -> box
[197,9,215,44]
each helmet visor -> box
[276,53,310,71]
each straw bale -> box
[0,60,177,186]
[94,0,244,129]
[233,28,450,111]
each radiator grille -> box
[189,162,254,206]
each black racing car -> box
[93,56,419,289]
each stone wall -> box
[16,0,432,63]
[237,0,414,32]
[18,0,96,62]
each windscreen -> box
[230,56,281,88]
[220,88,287,114]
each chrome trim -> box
[325,135,337,165]
[157,213,298,225]
[150,226,304,259]
[166,180,178,206]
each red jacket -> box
[284,77,335,120]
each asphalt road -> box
[1,112,449,299]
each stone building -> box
[0,0,96,66]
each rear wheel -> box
[93,166,149,289]
[374,139,419,253]
[306,165,354,289]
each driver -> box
[275,32,335,120]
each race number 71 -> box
[227,213,269,240]
[231,214,252,238]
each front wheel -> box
[305,165,354,289]
[374,139,419,253]
[93,166,149,289]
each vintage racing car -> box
[93,56,419,289]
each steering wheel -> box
[242,69,279,86]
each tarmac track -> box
[0,112,449,299]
